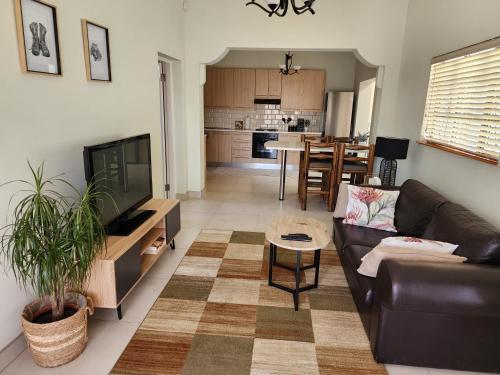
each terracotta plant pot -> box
[21,292,94,368]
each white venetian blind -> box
[421,38,500,164]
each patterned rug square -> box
[182,334,254,375]
[185,241,228,258]
[111,330,193,375]
[311,310,370,349]
[111,229,387,374]
[258,280,310,310]
[159,275,215,301]
[196,229,232,243]
[174,256,222,278]
[308,286,357,312]
[230,231,266,245]
[316,346,386,375]
[207,278,261,305]
[251,338,320,375]
[224,243,264,261]
[140,298,206,335]
[217,258,263,280]
[306,265,349,287]
[255,305,315,343]
[196,302,257,338]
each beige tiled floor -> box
[1,167,494,374]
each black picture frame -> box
[14,0,62,75]
[81,19,112,82]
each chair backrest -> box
[303,140,337,170]
[336,143,375,184]
[300,134,327,143]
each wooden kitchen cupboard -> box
[234,69,255,108]
[205,68,234,108]
[206,132,232,163]
[255,69,282,99]
[281,70,325,111]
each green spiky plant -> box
[0,163,106,322]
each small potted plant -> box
[0,163,106,367]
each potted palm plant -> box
[0,163,106,367]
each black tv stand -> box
[107,209,156,236]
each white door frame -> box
[158,57,176,199]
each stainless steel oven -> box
[252,132,278,159]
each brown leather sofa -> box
[333,179,500,373]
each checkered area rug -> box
[111,230,386,375]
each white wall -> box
[395,0,500,228]
[184,0,410,193]
[0,0,185,352]
[214,50,357,92]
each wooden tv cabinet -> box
[86,199,181,319]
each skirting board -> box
[0,334,26,372]
[176,190,205,200]
[207,162,299,171]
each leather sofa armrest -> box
[375,259,500,316]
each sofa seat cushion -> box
[342,244,375,306]
[333,218,397,250]
[395,179,447,237]
[423,203,500,265]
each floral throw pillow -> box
[343,185,400,232]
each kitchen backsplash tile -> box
[204,104,322,131]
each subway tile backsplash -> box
[204,104,322,132]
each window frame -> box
[419,36,500,166]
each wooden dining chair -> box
[335,143,375,186]
[299,140,338,211]
[298,134,329,195]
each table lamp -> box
[375,137,410,186]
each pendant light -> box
[280,52,301,75]
[246,0,316,17]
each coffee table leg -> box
[294,251,302,311]
[268,243,275,286]
[314,249,321,287]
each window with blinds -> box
[421,37,500,165]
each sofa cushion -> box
[423,203,500,265]
[342,245,375,306]
[395,179,447,237]
[333,218,397,250]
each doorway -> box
[353,78,377,137]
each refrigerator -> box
[322,91,354,138]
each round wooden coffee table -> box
[265,216,330,311]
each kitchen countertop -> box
[204,127,322,135]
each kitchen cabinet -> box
[234,69,255,108]
[206,132,232,163]
[281,73,302,110]
[268,70,282,98]
[255,69,282,99]
[301,70,326,111]
[204,68,216,107]
[281,70,325,111]
[205,68,234,108]
[231,133,252,163]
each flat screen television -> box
[83,134,155,236]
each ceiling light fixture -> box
[246,0,316,17]
[280,52,301,75]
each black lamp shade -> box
[375,137,409,160]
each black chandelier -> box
[280,52,301,75]
[246,0,316,17]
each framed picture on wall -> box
[81,19,112,82]
[14,0,62,75]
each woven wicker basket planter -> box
[21,292,94,368]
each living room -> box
[1,1,499,375]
